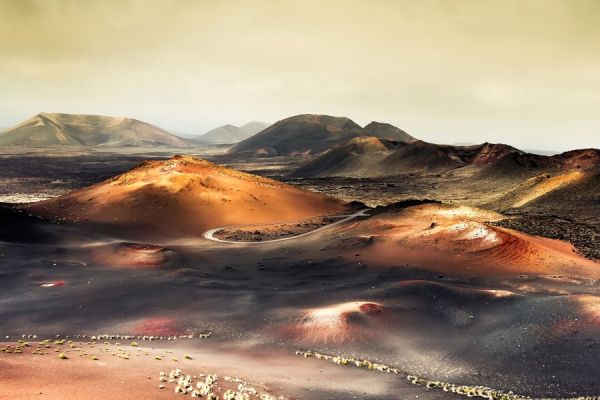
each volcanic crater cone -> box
[228,114,414,157]
[24,155,348,238]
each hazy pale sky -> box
[1,0,599,151]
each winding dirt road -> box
[203,208,370,244]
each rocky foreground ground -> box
[2,150,600,399]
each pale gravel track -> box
[203,208,370,244]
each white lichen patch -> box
[159,368,286,400]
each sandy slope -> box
[24,155,347,238]
[489,170,586,208]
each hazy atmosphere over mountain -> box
[1,0,599,151]
[2,2,600,399]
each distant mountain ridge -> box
[191,121,270,145]
[290,137,600,178]
[228,114,415,157]
[0,112,190,148]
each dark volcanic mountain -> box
[475,147,600,182]
[0,112,190,148]
[191,121,270,144]
[381,141,463,173]
[227,114,414,157]
[291,140,510,178]
[291,137,600,178]
[290,136,397,178]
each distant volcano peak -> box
[0,112,190,148]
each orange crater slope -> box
[333,204,600,278]
[25,155,347,238]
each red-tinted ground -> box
[331,204,600,278]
